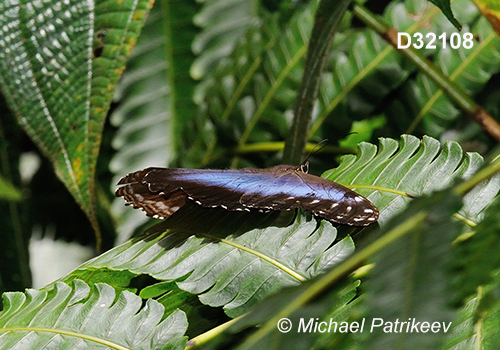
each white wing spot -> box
[367,217,377,221]
[310,199,320,204]
[355,196,364,202]
[353,217,364,222]
[330,203,339,208]
[286,196,295,200]
[336,215,344,219]
[346,206,352,212]
[221,205,228,209]
[364,208,374,214]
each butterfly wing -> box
[287,172,379,226]
[116,167,276,218]
[115,166,379,225]
[235,167,378,226]
[115,168,188,219]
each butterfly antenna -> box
[300,139,329,166]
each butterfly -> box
[115,163,379,226]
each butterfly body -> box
[115,164,379,226]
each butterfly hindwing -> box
[115,170,187,219]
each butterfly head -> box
[299,161,309,173]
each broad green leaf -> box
[0,0,152,238]
[0,280,188,349]
[75,207,354,318]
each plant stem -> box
[283,0,353,164]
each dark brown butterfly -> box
[115,163,379,226]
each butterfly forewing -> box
[115,165,379,226]
[294,172,378,225]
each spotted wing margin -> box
[293,172,379,226]
[115,168,188,219]
[233,170,379,226]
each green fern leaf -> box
[73,135,498,320]
[362,190,462,349]
[202,190,470,349]
[191,0,257,79]
[385,1,500,135]
[197,5,315,164]
[325,135,499,226]
[0,280,187,349]
[78,209,354,318]
[444,273,500,350]
[452,194,500,304]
